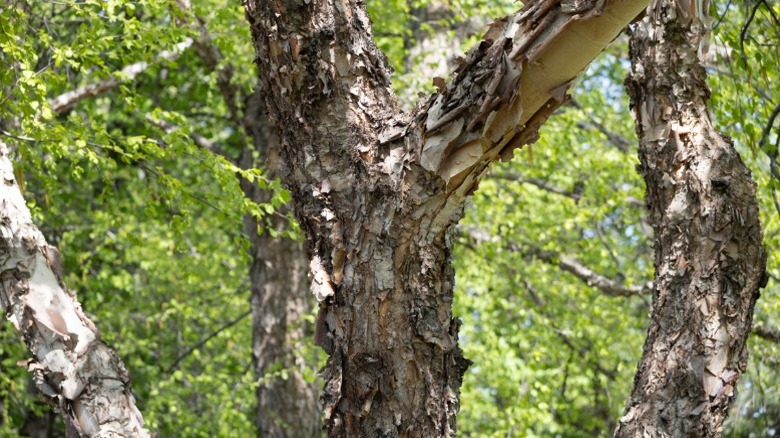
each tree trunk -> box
[240,94,320,438]
[0,141,149,438]
[614,1,767,436]
[243,0,648,435]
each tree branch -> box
[165,309,251,374]
[752,325,780,344]
[461,226,650,297]
[491,172,584,201]
[570,98,633,153]
[415,0,648,187]
[0,140,149,437]
[173,0,243,127]
[49,39,192,114]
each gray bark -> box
[615,0,767,436]
[0,140,149,437]
[243,0,648,435]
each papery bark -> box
[0,141,149,438]
[615,1,767,436]
[243,0,649,435]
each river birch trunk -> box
[0,141,149,437]
[615,1,767,436]
[243,0,649,435]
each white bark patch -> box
[310,255,335,302]
[0,141,149,436]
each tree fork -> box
[615,0,767,436]
[243,0,648,435]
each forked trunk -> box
[243,0,648,435]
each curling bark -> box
[243,0,648,435]
[0,141,149,437]
[615,0,767,436]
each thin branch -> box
[491,172,584,201]
[520,244,650,297]
[461,226,650,297]
[0,130,36,142]
[144,114,221,154]
[464,226,779,344]
[570,98,633,153]
[520,278,618,380]
[173,1,243,128]
[165,309,251,373]
[49,39,193,114]
[758,100,780,150]
[752,325,780,344]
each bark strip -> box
[615,1,767,436]
[0,141,149,437]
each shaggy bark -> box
[243,0,648,435]
[0,141,149,437]
[615,1,767,436]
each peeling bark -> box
[615,1,767,436]
[0,141,149,438]
[243,0,648,435]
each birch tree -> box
[615,0,767,435]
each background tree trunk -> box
[615,0,767,436]
[240,94,320,438]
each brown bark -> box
[615,1,767,436]
[243,0,648,435]
[0,140,149,437]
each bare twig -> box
[165,309,251,373]
[491,172,584,202]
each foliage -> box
[0,0,268,435]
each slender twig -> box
[461,226,650,297]
[570,98,633,153]
[165,309,251,373]
[491,172,584,201]
[752,325,780,344]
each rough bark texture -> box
[615,1,767,436]
[0,141,149,437]
[240,94,320,438]
[243,0,648,435]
